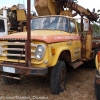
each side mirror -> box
[84,19,89,31]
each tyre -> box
[89,48,98,68]
[2,73,21,85]
[95,70,100,100]
[50,60,67,94]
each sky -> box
[0,0,99,13]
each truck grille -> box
[8,40,25,60]
[1,40,37,61]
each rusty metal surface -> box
[0,62,48,76]
[56,0,98,21]
[25,41,28,67]
[26,0,31,67]
[92,37,100,49]
[96,79,100,85]
[66,0,98,21]
[96,74,100,85]
[0,75,21,80]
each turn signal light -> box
[51,47,55,55]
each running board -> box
[1,75,21,80]
[70,60,84,69]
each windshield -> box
[31,16,69,32]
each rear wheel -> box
[2,73,21,85]
[50,60,67,94]
[95,70,100,100]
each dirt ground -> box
[0,67,96,100]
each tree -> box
[92,23,100,35]
[97,10,100,15]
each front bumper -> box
[0,62,48,76]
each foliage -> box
[97,9,100,15]
[92,23,100,35]
[98,10,100,12]
[77,22,81,32]
[77,21,100,36]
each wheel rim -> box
[60,67,66,89]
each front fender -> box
[95,55,99,70]
[48,43,72,67]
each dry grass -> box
[0,67,96,100]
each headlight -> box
[0,46,2,55]
[35,44,46,60]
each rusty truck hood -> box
[0,30,80,43]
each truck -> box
[95,51,100,100]
[94,33,100,99]
[1,4,29,34]
[1,4,36,34]
[0,10,7,36]
[7,4,27,33]
[0,0,99,94]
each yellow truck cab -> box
[0,15,81,94]
[0,0,99,95]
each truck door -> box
[69,19,81,61]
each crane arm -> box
[34,0,98,21]
[65,0,98,21]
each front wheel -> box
[50,60,67,94]
[95,70,100,100]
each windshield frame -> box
[31,16,69,32]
